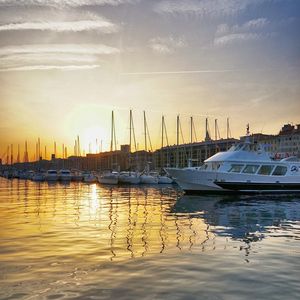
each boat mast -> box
[10,144,13,165]
[110,111,114,152]
[17,144,20,163]
[7,145,9,165]
[161,115,164,168]
[54,141,57,158]
[144,111,147,151]
[77,136,81,157]
[176,115,179,167]
[190,116,193,165]
[24,140,29,163]
[129,110,132,152]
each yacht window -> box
[272,166,287,176]
[229,164,244,173]
[242,165,259,174]
[258,165,274,175]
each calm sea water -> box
[0,178,299,300]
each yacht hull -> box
[165,168,222,192]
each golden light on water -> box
[0,180,212,264]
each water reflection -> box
[1,178,300,300]
[0,180,212,265]
[172,194,300,255]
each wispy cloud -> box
[0,20,119,33]
[121,69,237,75]
[154,0,269,17]
[214,33,261,46]
[0,44,120,72]
[214,18,274,46]
[0,65,101,72]
[149,36,187,54]
[0,44,120,56]
[0,0,138,7]
[216,18,269,36]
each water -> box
[0,178,299,300]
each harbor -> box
[1,0,300,299]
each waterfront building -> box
[240,124,300,158]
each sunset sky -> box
[0,0,299,160]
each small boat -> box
[140,174,159,184]
[118,171,140,184]
[32,171,44,182]
[83,172,97,183]
[71,170,83,181]
[98,171,118,185]
[45,170,58,181]
[59,169,72,181]
[149,171,173,184]
[2,170,13,179]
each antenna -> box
[45,146,47,160]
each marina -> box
[0,0,299,298]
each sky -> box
[0,0,299,160]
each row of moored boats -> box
[0,169,173,185]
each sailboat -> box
[98,110,119,185]
[118,110,141,185]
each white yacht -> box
[166,140,300,194]
[98,171,119,185]
[45,170,58,181]
[118,171,140,184]
[59,169,72,181]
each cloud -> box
[214,33,261,46]
[149,36,187,54]
[154,0,269,17]
[0,65,101,72]
[0,44,120,56]
[0,44,120,71]
[0,20,119,33]
[0,0,138,7]
[121,69,237,75]
[0,19,119,33]
[216,18,269,36]
[214,18,274,46]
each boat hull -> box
[119,175,140,184]
[98,175,118,185]
[140,175,159,184]
[165,168,222,192]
